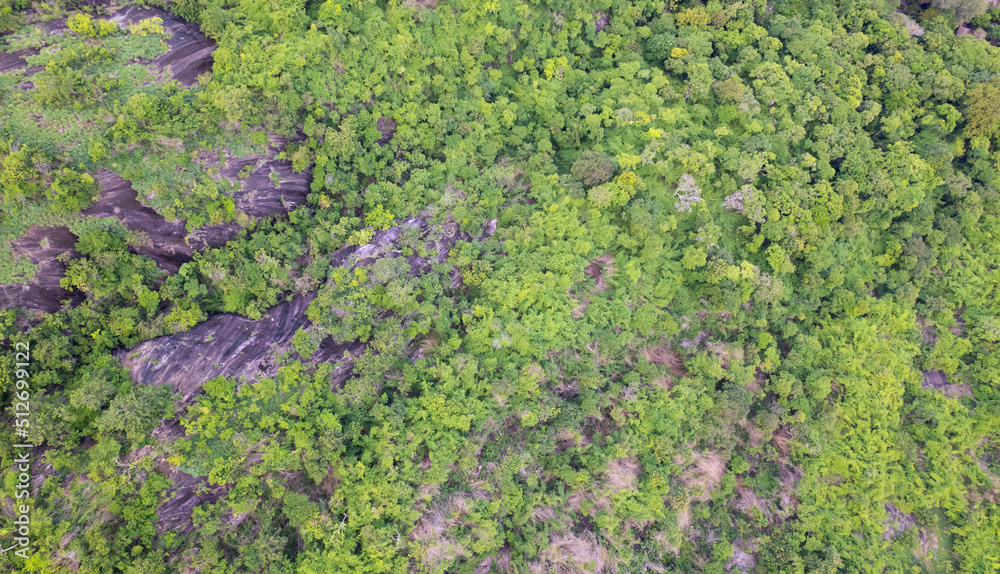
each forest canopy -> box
[1,0,1000,572]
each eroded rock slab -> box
[110,5,215,88]
[883,503,918,540]
[3,5,214,85]
[0,48,40,74]
[221,135,311,218]
[0,226,84,312]
[116,293,361,401]
[922,369,973,398]
[85,169,195,272]
[154,459,228,534]
[83,169,242,273]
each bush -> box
[47,168,99,213]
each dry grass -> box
[532,506,558,523]
[642,560,667,572]
[641,346,688,389]
[606,457,641,492]
[418,334,440,355]
[705,341,744,368]
[776,465,802,516]
[642,346,682,367]
[676,507,691,533]
[681,450,726,501]
[733,480,772,523]
[155,136,185,152]
[585,339,613,368]
[565,492,585,511]
[771,426,792,455]
[496,549,512,572]
[53,545,81,574]
[540,532,609,574]
[740,419,767,448]
[410,493,481,569]
[727,539,757,573]
[777,465,801,490]
[652,527,682,559]
[652,376,674,390]
[417,481,440,502]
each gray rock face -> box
[594,11,609,33]
[84,170,242,273]
[883,503,918,540]
[0,11,316,311]
[109,5,216,88]
[0,48,40,74]
[0,226,84,312]
[155,464,227,534]
[84,170,195,274]
[921,369,973,398]
[221,140,312,218]
[2,5,215,86]
[115,293,362,402]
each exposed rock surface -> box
[85,170,194,273]
[922,369,973,398]
[0,12,321,311]
[0,158,298,310]
[883,503,918,540]
[109,4,216,88]
[377,115,398,145]
[594,11,609,33]
[221,134,312,217]
[0,48,40,74]
[84,169,242,273]
[2,4,215,86]
[154,459,229,534]
[115,293,364,401]
[113,214,465,401]
[893,10,925,36]
[0,226,85,312]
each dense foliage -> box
[2,0,1000,572]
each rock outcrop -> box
[115,293,363,402]
[109,4,216,88]
[0,226,84,312]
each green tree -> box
[963,79,1000,138]
[932,0,990,22]
[571,151,616,187]
[96,384,174,442]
